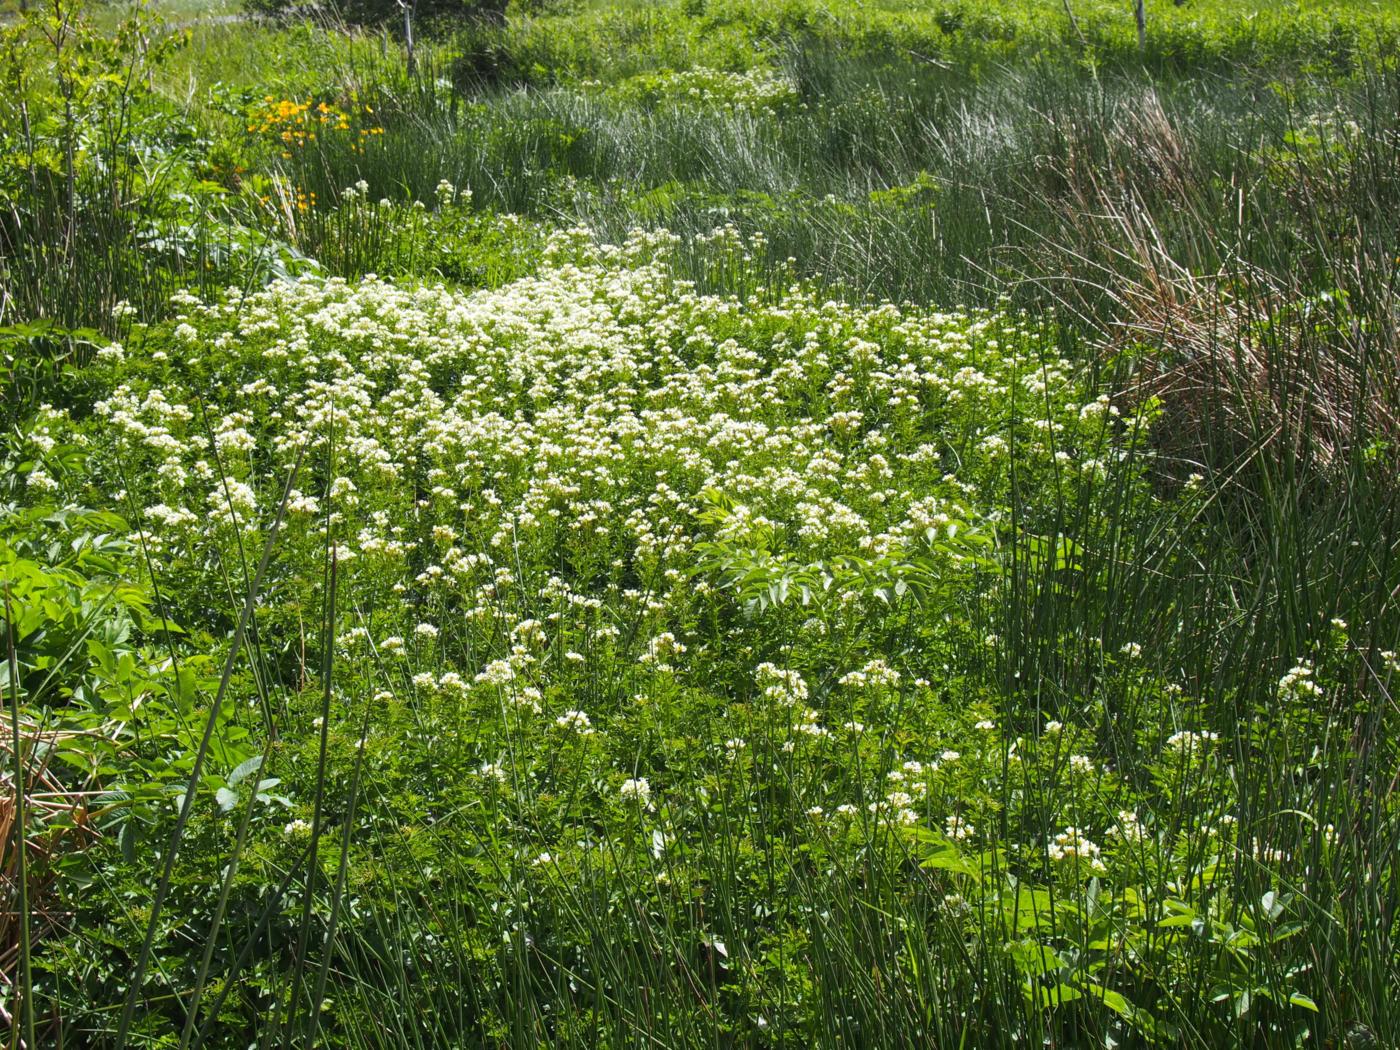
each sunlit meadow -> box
[2,0,1398,1047]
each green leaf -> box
[1024,981,1082,1009]
[1008,940,1061,977]
[919,848,980,877]
[1086,984,1130,1016]
[227,754,264,787]
[1157,914,1197,928]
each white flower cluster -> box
[755,663,808,706]
[595,66,799,113]
[554,709,595,734]
[1278,661,1322,703]
[1108,810,1145,844]
[1046,826,1106,874]
[639,631,686,670]
[620,778,651,806]
[945,814,975,842]
[839,659,901,689]
[1165,729,1219,756]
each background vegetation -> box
[1,0,1397,1046]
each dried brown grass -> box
[1,716,98,1024]
[1010,86,1400,487]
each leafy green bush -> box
[0,0,306,333]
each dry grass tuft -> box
[1,717,98,1022]
[1007,86,1400,489]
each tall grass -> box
[282,41,1398,316]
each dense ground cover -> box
[2,0,1399,1047]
